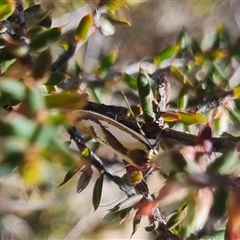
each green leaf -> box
[27,26,46,39]
[0,0,15,21]
[209,189,228,221]
[29,27,62,53]
[177,85,189,109]
[24,86,45,113]
[177,112,206,125]
[103,208,131,226]
[161,112,181,122]
[44,72,67,86]
[122,73,137,90]
[212,24,229,49]
[177,30,191,53]
[170,66,192,87]
[97,51,118,77]
[0,79,26,101]
[232,85,240,99]
[207,150,237,174]
[24,4,41,17]
[105,13,131,26]
[201,230,225,240]
[44,92,88,110]
[167,207,187,230]
[92,172,104,211]
[0,138,26,176]
[0,59,16,73]
[76,167,93,193]
[32,49,52,80]
[212,62,227,80]
[48,136,75,168]
[38,15,52,28]
[29,123,53,146]
[0,114,35,138]
[48,110,66,125]
[137,68,155,124]
[154,45,179,65]
[225,106,240,126]
[102,211,122,226]
[119,207,131,224]
[74,13,93,42]
[106,1,127,12]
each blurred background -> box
[1,0,240,239]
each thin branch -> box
[51,42,77,72]
[84,101,240,152]
[186,91,234,113]
[67,126,136,196]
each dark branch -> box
[84,101,240,152]
[186,91,234,113]
[51,42,77,72]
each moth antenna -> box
[121,91,154,149]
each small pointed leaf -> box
[207,150,237,174]
[105,13,131,26]
[103,208,131,226]
[74,13,93,42]
[38,15,52,28]
[161,112,180,122]
[177,85,189,109]
[44,92,88,110]
[76,167,93,193]
[130,212,141,239]
[178,112,206,125]
[24,4,41,17]
[92,172,104,211]
[29,27,62,53]
[225,106,240,126]
[232,85,240,99]
[44,72,67,86]
[58,168,79,187]
[0,78,26,101]
[170,66,192,87]
[32,49,52,80]
[201,230,225,240]
[122,73,137,90]
[154,45,179,65]
[137,68,155,124]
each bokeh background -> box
[1,1,240,239]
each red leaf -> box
[196,123,212,153]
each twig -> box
[51,41,77,72]
[67,126,179,239]
[84,101,240,152]
[186,91,234,113]
[67,126,135,196]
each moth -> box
[68,110,155,180]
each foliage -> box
[1,0,240,240]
